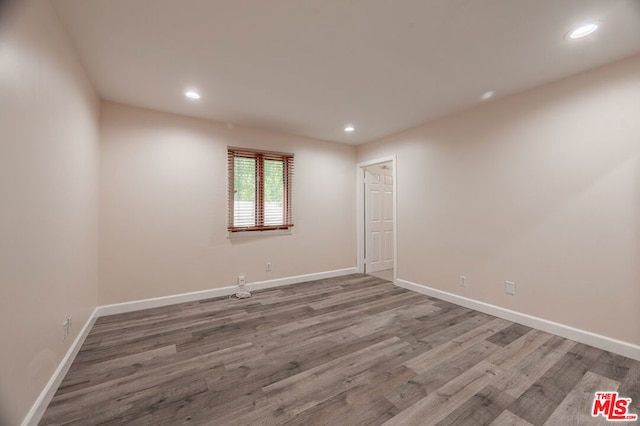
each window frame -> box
[227,146,294,233]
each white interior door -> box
[365,163,393,273]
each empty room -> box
[1,0,640,425]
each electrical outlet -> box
[67,315,73,332]
[238,275,246,292]
[505,281,516,295]
[266,262,271,272]
[459,275,467,287]
[62,320,69,339]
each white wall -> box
[99,102,357,304]
[0,1,100,424]
[358,54,640,346]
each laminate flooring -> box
[40,274,640,425]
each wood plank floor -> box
[40,274,640,425]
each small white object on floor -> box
[235,291,251,299]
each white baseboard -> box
[250,267,358,291]
[22,308,99,426]
[396,278,640,361]
[96,286,238,317]
[97,267,358,316]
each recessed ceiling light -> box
[567,23,598,39]
[185,90,201,100]
[480,91,495,101]
[344,125,355,133]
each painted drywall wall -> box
[0,1,99,424]
[358,54,640,346]
[99,102,356,304]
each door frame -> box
[356,155,397,283]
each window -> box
[227,147,294,232]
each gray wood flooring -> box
[40,274,640,425]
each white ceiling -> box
[52,0,640,145]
